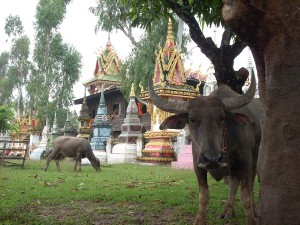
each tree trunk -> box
[222,1,300,224]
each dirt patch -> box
[35,200,194,225]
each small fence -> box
[0,140,29,168]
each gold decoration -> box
[144,131,179,138]
[195,82,200,92]
[139,82,144,92]
[130,83,135,97]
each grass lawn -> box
[0,160,259,225]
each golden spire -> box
[166,18,174,44]
[130,83,135,97]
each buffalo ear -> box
[227,112,251,125]
[160,113,188,130]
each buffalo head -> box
[148,74,256,169]
[91,158,101,171]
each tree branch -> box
[222,0,263,47]
[230,38,247,59]
[220,28,232,48]
[117,22,140,48]
[166,0,219,62]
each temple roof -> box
[153,18,186,86]
[85,39,122,88]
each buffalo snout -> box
[198,152,227,169]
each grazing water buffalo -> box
[149,74,260,225]
[44,136,100,172]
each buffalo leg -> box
[44,156,53,171]
[55,159,60,172]
[240,180,257,225]
[74,153,82,171]
[194,169,209,225]
[74,160,78,171]
[220,176,239,219]
[78,158,82,171]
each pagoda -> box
[108,84,143,164]
[138,19,199,164]
[63,113,74,136]
[77,88,92,139]
[90,86,111,162]
[47,112,61,148]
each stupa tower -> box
[108,84,142,164]
[90,86,111,162]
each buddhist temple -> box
[8,108,30,157]
[75,37,127,136]
[138,18,200,164]
[74,36,151,145]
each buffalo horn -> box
[148,77,189,113]
[222,73,256,110]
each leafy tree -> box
[29,0,81,121]
[0,52,14,104]
[0,105,15,132]
[116,0,248,94]
[90,0,140,47]
[2,15,31,110]
[4,15,24,41]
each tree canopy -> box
[106,0,248,93]
[0,0,82,131]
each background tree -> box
[118,0,248,94]
[2,15,31,111]
[0,105,15,132]
[0,52,14,104]
[28,0,82,121]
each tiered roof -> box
[84,38,122,93]
[153,19,186,86]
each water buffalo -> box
[44,136,100,172]
[148,74,260,225]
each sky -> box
[0,0,251,113]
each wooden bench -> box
[0,140,29,168]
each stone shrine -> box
[108,84,142,164]
[47,112,60,148]
[63,113,73,136]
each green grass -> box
[0,160,259,225]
